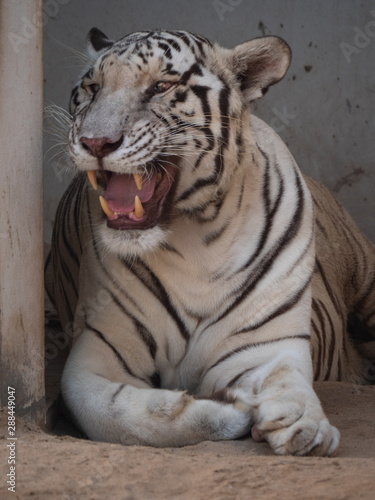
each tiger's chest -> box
[84,227,253,391]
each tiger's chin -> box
[98,223,170,258]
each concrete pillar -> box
[0,0,45,422]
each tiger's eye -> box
[154,81,173,93]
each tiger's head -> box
[68,28,291,256]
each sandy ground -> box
[1,381,375,500]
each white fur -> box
[58,31,340,455]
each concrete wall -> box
[0,0,45,421]
[43,0,375,242]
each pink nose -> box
[80,135,123,158]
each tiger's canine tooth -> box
[134,195,144,218]
[99,195,114,218]
[87,170,98,190]
[133,173,143,190]
[157,173,162,184]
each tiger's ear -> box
[227,36,291,102]
[86,27,114,56]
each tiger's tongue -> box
[105,172,158,212]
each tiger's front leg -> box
[61,328,253,446]
[228,340,340,456]
[250,366,339,455]
[198,287,340,457]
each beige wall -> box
[0,0,45,422]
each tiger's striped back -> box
[308,176,375,382]
[46,174,86,336]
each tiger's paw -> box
[252,391,340,456]
[203,392,253,441]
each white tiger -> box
[46,28,375,456]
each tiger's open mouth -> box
[87,162,177,230]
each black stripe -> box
[207,334,311,373]
[107,286,158,359]
[193,151,209,171]
[73,176,85,255]
[227,367,257,387]
[163,36,182,52]
[51,174,86,306]
[315,217,328,240]
[214,166,305,324]
[171,89,187,105]
[151,109,171,128]
[180,62,203,86]
[59,279,74,326]
[233,277,311,335]
[163,63,180,77]
[82,68,93,81]
[169,32,208,58]
[136,50,148,65]
[210,82,231,187]
[190,85,211,114]
[312,299,325,379]
[204,220,230,246]
[87,323,147,382]
[218,82,230,148]
[239,149,272,270]
[311,317,322,380]
[237,180,245,211]
[159,242,184,257]
[316,188,367,298]
[70,85,79,113]
[168,112,207,136]
[315,258,342,316]
[111,383,126,404]
[190,33,211,55]
[176,175,218,203]
[59,179,81,269]
[157,42,172,59]
[123,259,190,341]
[190,85,215,151]
[134,317,158,359]
[193,195,225,223]
[58,253,78,299]
[236,128,243,163]
[172,31,193,49]
[240,148,284,271]
[190,33,212,46]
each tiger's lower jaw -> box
[87,160,178,256]
[93,162,178,231]
[98,223,170,258]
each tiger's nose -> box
[80,135,123,158]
